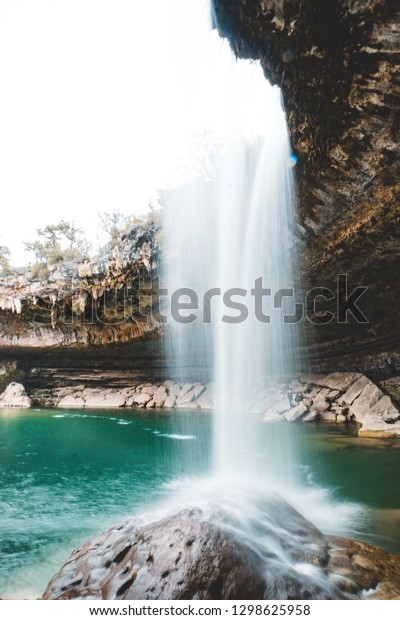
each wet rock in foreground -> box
[43,496,400,601]
[43,508,268,600]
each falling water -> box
[163,0,299,484]
[212,117,298,481]
[161,3,365,593]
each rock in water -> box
[327,536,400,599]
[0,382,31,408]
[42,493,400,601]
[43,508,268,600]
[42,495,341,601]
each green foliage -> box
[24,220,91,266]
[30,264,50,280]
[0,245,11,274]
[98,204,161,244]
[24,240,48,264]
[98,210,131,242]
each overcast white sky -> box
[0,0,275,265]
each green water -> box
[0,408,399,597]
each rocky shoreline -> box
[1,371,400,439]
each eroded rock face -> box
[213,0,400,373]
[0,222,164,390]
[0,222,158,350]
[43,496,400,600]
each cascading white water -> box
[161,1,364,594]
[212,119,299,481]
[163,0,299,484]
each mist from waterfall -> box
[161,3,365,580]
[163,0,299,485]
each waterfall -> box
[161,0,363,558]
[212,117,299,481]
[163,0,299,485]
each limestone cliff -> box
[0,222,163,387]
[213,0,400,374]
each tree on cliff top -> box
[0,245,11,274]
[24,221,91,265]
[98,210,131,243]
[97,210,152,245]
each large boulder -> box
[303,373,362,393]
[43,509,269,600]
[359,417,400,439]
[82,389,127,408]
[176,384,197,407]
[131,392,152,408]
[42,493,400,601]
[349,382,385,420]
[58,394,85,408]
[369,396,400,423]
[280,373,400,436]
[0,382,31,408]
[152,386,168,408]
[285,401,308,422]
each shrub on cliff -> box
[24,221,91,267]
[0,245,11,275]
